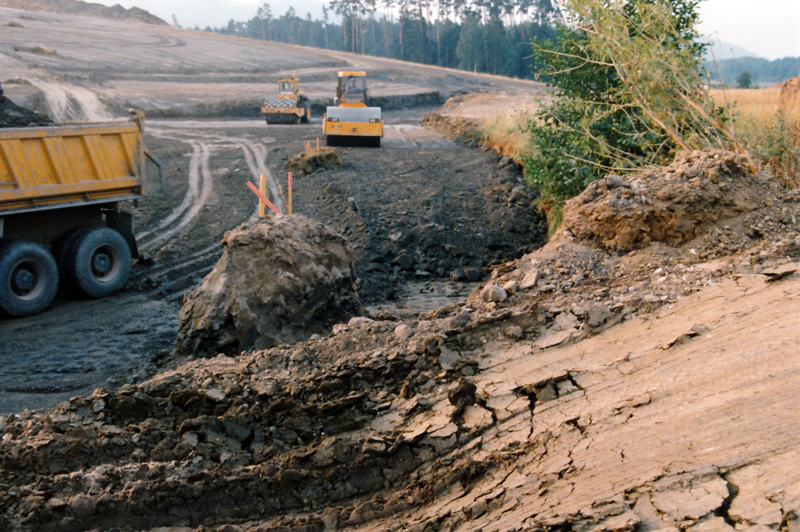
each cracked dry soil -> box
[2,149,800,532]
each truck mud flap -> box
[106,210,139,260]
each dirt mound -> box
[284,146,342,175]
[175,214,362,356]
[0,95,53,127]
[422,110,483,147]
[0,0,166,25]
[562,150,763,252]
[779,75,800,108]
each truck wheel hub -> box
[12,267,34,291]
[92,253,111,274]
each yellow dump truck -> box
[323,71,383,147]
[0,110,160,317]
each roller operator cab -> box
[323,71,383,147]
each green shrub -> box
[523,0,736,224]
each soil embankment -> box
[1,5,799,532]
[2,147,799,531]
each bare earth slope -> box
[0,0,166,25]
[0,6,548,122]
[1,6,799,532]
[1,148,798,531]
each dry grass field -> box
[711,86,800,187]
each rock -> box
[520,268,540,290]
[504,325,524,339]
[395,323,415,339]
[175,215,362,356]
[450,269,467,282]
[447,310,471,329]
[502,280,519,294]
[508,186,529,204]
[587,305,613,328]
[439,345,462,370]
[481,285,507,302]
[394,252,416,271]
[554,312,579,330]
[462,405,494,431]
[464,267,484,282]
[348,316,376,328]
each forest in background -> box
[205,0,560,79]
[705,56,800,86]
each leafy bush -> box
[523,0,736,227]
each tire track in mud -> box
[136,139,213,252]
[133,124,280,300]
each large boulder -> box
[176,214,362,356]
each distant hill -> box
[0,0,166,25]
[702,38,760,61]
[704,56,800,86]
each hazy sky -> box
[88,0,800,60]
[697,0,800,60]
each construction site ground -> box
[1,5,799,532]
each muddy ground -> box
[2,5,800,532]
[0,5,551,413]
[0,109,547,413]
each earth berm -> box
[2,149,799,532]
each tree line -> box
[206,0,561,79]
[704,56,800,86]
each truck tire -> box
[0,240,59,317]
[52,227,85,282]
[63,227,132,299]
[300,102,310,123]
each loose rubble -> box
[1,149,800,531]
[0,94,53,128]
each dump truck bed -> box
[0,121,146,215]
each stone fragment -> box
[439,345,462,370]
[462,405,494,431]
[481,285,507,302]
[395,323,415,339]
[520,268,540,290]
[348,316,376,328]
[504,325,524,339]
[502,280,519,294]
[537,329,574,349]
[448,310,471,329]
[588,304,613,327]
[555,312,579,330]
[650,477,729,520]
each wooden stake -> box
[316,137,320,151]
[288,172,293,215]
[246,181,282,215]
[259,174,266,218]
